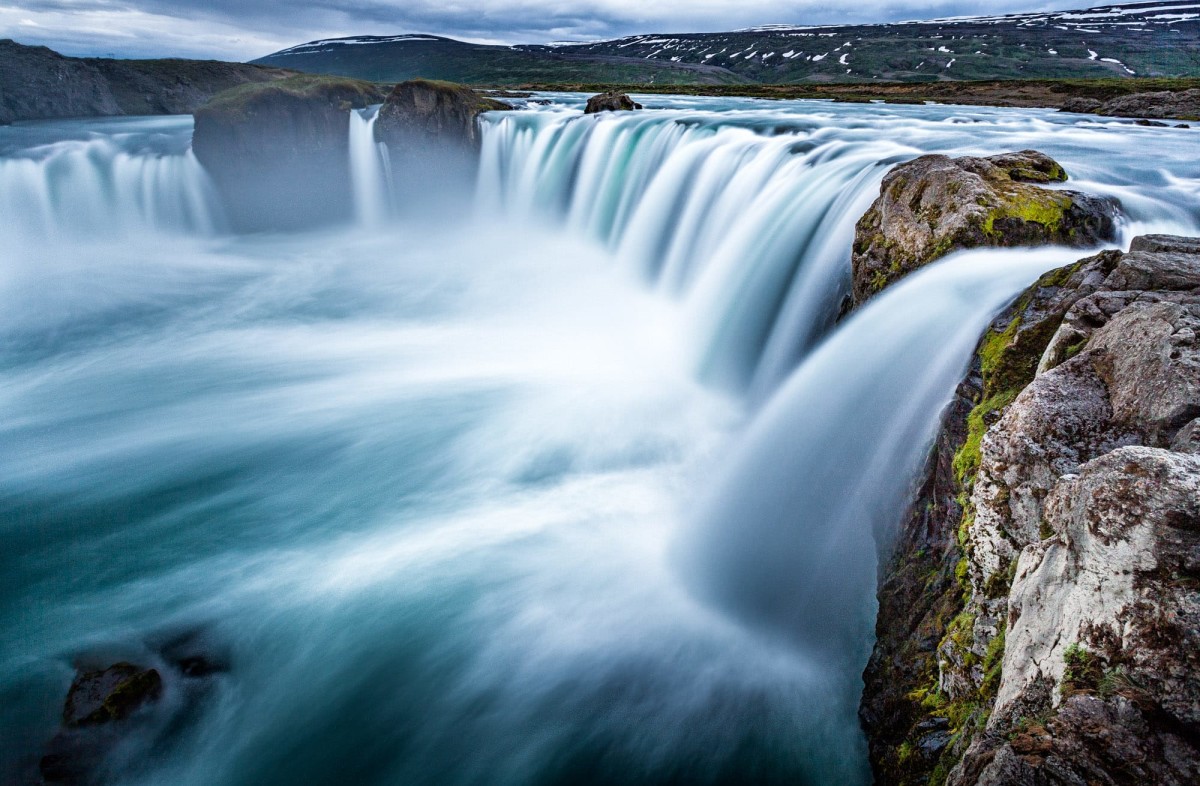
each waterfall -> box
[478,111,913,395]
[0,135,222,242]
[349,105,391,227]
[678,247,1079,658]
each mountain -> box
[252,35,749,86]
[0,40,292,125]
[253,0,1200,85]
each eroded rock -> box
[863,235,1200,786]
[192,74,386,229]
[584,90,641,113]
[850,151,1119,306]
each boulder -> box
[1098,88,1200,122]
[374,79,509,152]
[850,150,1119,306]
[1058,97,1103,114]
[61,663,163,728]
[584,91,642,114]
[373,79,510,204]
[192,74,386,230]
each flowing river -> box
[2,95,1199,785]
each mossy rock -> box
[63,662,163,727]
[850,150,1119,307]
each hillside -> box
[254,1,1200,86]
[252,35,748,86]
[0,40,293,124]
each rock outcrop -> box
[373,79,510,204]
[861,234,1200,786]
[1061,88,1200,122]
[584,90,642,113]
[850,151,1119,307]
[0,39,291,125]
[374,79,509,152]
[191,74,386,229]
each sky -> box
[1,0,1070,61]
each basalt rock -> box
[373,79,510,202]
[192,74,386,230]
[584,90,642,113]
[850,151,1119,307]
[862,236,1200,786]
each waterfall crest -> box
[349,105,391,226]
[0,133,222,241]
[478,111,911,394]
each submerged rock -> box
[192,74,386,230]
[61,663,163,728]
[850,150,1119,306]
[584,91,642,113]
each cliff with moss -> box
[856,148,1200,785]
[191,74,386,230]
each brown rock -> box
[850,151,1119,306]
[584,90,641,113]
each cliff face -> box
[859,230,1200,782]
[0,40,292,125]
[373,79,509,200]
[191,75,386,230]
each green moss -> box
[1061,643,1103,696]
[981,190,1074,239]
[980,627,1006,698]
[953,390,1018,484]
[200,74,385,120]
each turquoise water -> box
[2,96,1199,785]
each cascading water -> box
[0,118,222,242]
[349,105,391,226]
[2,96,1200,786]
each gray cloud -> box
[1,0,1066,61]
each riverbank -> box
[504,78,1200,121]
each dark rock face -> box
[192,74,386,230]
[374,79,509,151]
[373,79,509,205]
[40,663,164,785]
[861,236,1200,786]
[1096,88,1200,121]
[584,91,641,113]
[850,150,1119,307]
[0,39,291,124]
[62,663,163,728]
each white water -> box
[349,105,391,226]
[2,97,1200,786]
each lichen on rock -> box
[863,235,1200,786]
[849,150,1119,307]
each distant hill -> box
[0,40,292,124]
[253,35,748,86]
[254,1,1200,85]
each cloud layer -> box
[2,1,1063,61]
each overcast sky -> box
[1,1,1070,61]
